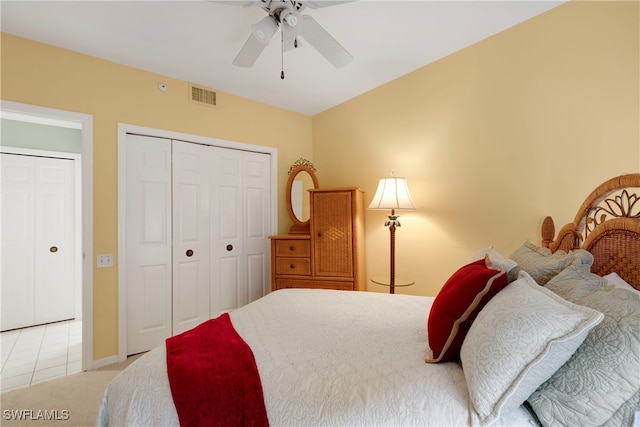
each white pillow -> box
[460,271,604,426]
[604,272,640,295]
[472,246,518,273]
[530,267,640,426]
[509,242,589,285]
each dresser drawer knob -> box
[289,246,295,251]
[290,264,295,269]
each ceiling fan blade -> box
[305,1,358,9]
[233,34,268,67]
[299,15,353,68]
[211,1,265,7]
[233,16,278,67]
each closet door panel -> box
[246,253,266,303]
[219,257,240,312]
[243,152,271,303]
[210,147,243,315]
[172,141,210,335]
[1,154,36,331]
[34,156,75,324]
[126,135,173,355]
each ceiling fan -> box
[218,0,355,70]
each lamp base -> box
[371,276,415,290]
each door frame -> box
[117,123,278,361]
[1,100,94,371]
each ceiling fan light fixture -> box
[251,16,278,44]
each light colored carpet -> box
[0,354,143,427]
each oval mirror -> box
[286,158,319,234]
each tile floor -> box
[1,319,82,393]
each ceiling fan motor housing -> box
[281,10,298,27]
[268,2,300,28]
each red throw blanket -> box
[166,313,269,427]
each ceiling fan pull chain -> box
[281,31,285,80]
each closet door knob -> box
[186,249,194,257]
[50,246,58,253]
[226,244,233,251]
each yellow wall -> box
[1,33,313,359]
[313,1,640,296]
[1,1,639,361]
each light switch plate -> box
[97,253,114,268]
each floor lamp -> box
[368,175,416,294]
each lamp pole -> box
[386,208,400,294]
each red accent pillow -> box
[425,258,509,363]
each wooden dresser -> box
[270,187,365,291]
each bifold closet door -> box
[125,134,271,354]
[210,148,271,316]
[1,153,75,331]
[2,153,36,331]
[241,151,272,305]
[125,135,173,355]
[34,156,76,325]
[125,136,214,351]
[210,147,242,315]
[172,140,211,335]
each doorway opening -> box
[0,101,93,390]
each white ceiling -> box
[1,0,565,116]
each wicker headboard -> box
[541,173,640,290]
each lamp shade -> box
[368,177,416,210]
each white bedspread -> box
[97,289,538,426]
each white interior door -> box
[172,141,211,335]
[1,154,36,330]
[34,156,75,324]
[125,135,173,354]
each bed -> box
[97,173,639,427]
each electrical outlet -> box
[97,254,114,268]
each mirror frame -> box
[286,158,319,234]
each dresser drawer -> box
[275,258,311,276]
[275,240,310,257]
[275,278,354,291]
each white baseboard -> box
[91,355,119,370]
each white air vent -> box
[189,84,217,106]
